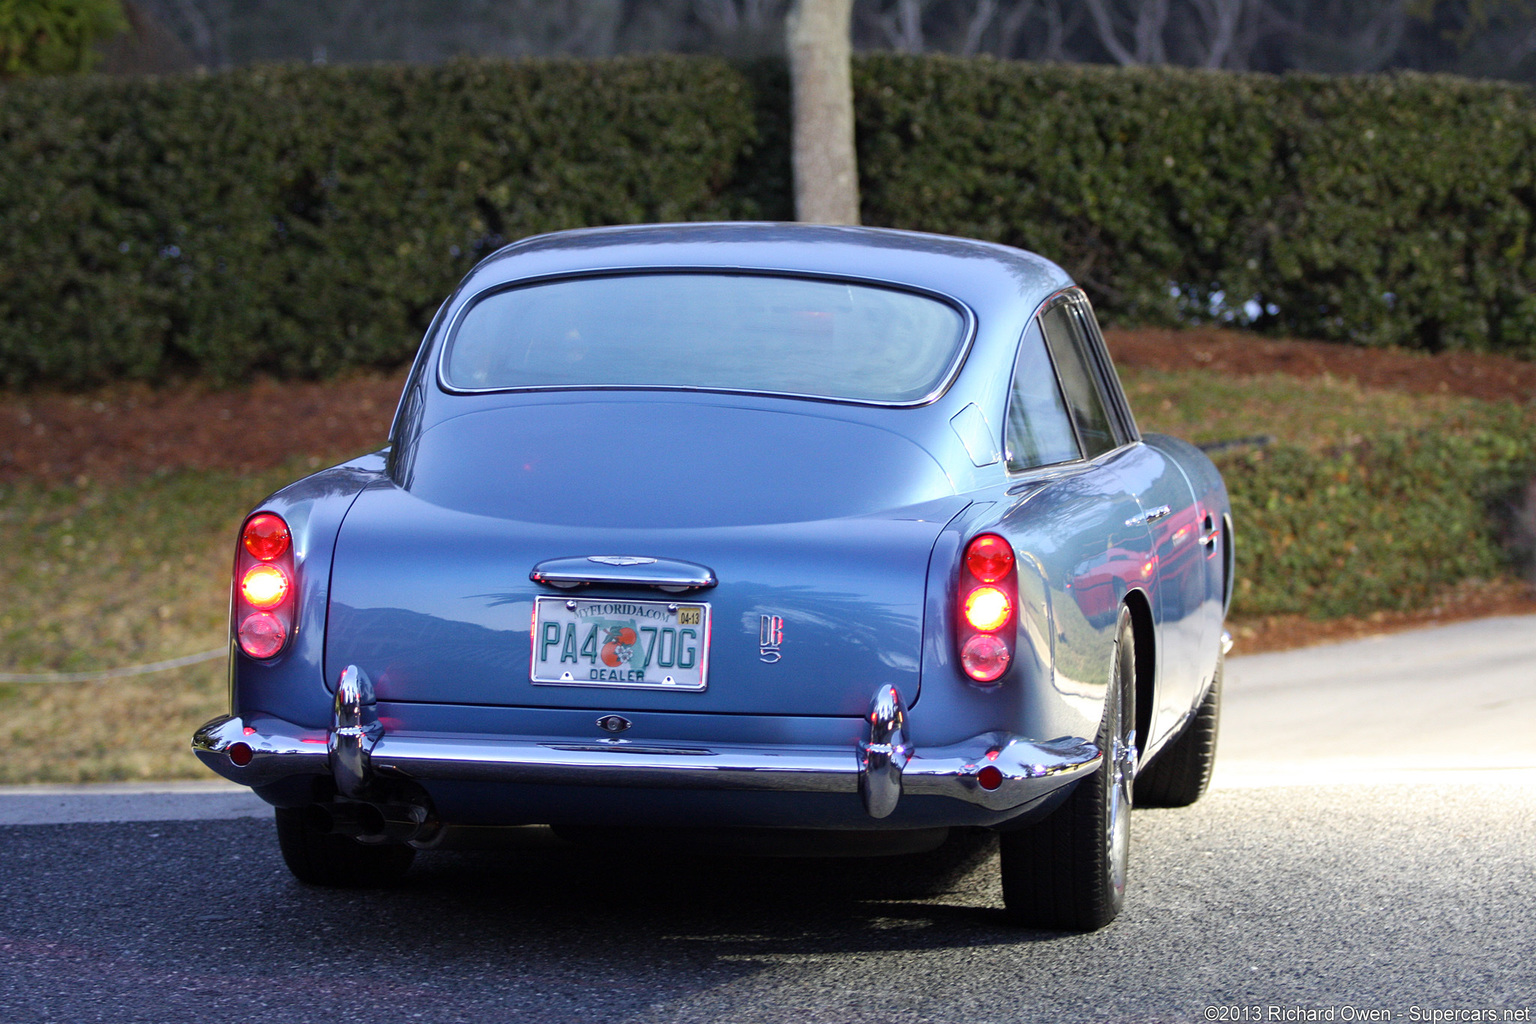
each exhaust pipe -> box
[308,800,439,844]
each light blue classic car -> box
[194,223,1232,931]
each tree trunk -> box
[786,0,859,225]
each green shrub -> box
[0,57,768,385]
[0,0,125,80]
[5,54,1536,387]
[1219,429,1536,617]
[854,55,1536,358]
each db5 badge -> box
[759,614,784,663]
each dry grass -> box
[0,461,321,782]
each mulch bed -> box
[1,370,408,485]
[1104,325,1536,405]
[4,326,1532,488]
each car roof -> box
[397,224,1081,495]
[462,222,1075,314]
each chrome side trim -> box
[1125,504,1172,527]
[859,685,911,818]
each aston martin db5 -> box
[194,223,1232,931]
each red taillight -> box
[238,612,286,658]
[240,564,290,609]
[235,512,295,659]
[228,742,254,767]
[976,764,1004,791]
[961,633,1011,681]
[963,586,1013,633]
[242,513,291,561]
[965,533,1014,583]
[957,534,1018,685]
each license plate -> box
[531,596,711,690]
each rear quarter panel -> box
[230,453,386,730]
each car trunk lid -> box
[324,398,966,717]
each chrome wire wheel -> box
[999,604,1138,931]
[1104,624,1138,910]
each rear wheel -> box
[999,605,1137,931]
[274,807,416,888]
[1135,651,1222,808]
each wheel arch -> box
[1122,588,1155,758]
[1221,512,1236,617]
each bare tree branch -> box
[871,0,927,52]
[1082,0,1170,65]
[958,0,998,56]
[1262,0,1410,73]
[693,0,787,34]
[1186,0,1249,68]
[160,0,220,66]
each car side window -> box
[1039,301,1120,459]
[1005,321,1081,471]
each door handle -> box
[1199,513,1219,550]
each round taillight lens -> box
[963,586,1012,633]
[961,633,1011,682]
[228,742,254,767]
[243,514,291,561]
[241,564,290,610]
[238,612,287,658]
[977,765,1004,791]
[965,534,1014,583]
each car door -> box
[1000,299,1152,730]
[1050,294,1214,750]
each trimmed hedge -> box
[1219,430,1536,617]
[4,55,1536,388]
[0,0,126,80]
[855,55,1536,358]
[0,57,783,385]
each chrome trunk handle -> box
[530,555,717,593]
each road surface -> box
[2,615,1533,1023]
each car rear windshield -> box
[441,273,968,404]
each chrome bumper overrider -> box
[192,671,1101,819]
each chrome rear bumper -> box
[193,672,1100,819]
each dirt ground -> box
[1103,325,1536,404]
[2,325,1533,652]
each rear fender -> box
[230,452,387,729]
[913,498,1058,749]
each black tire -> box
[1134,651,1222,808]
[274,807,416,888]
[999,606,1137,931]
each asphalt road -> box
[3,616,1534,1024]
